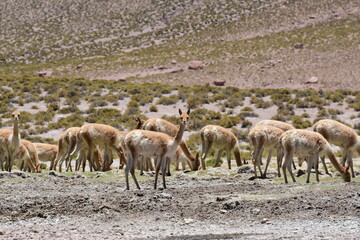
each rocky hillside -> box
[0,0,359,89]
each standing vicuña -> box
[249,125,284,178]
[137,116,199,171]
[33,143,58,167]
[19,140,42,173]
[0,111,21,171]
[279,129,351,183]
[123,109,190,190]
[53,127,81,172]
[313,119,359,178]
[71,124,126,171]
[200,125,243,170]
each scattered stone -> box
[251,208,261,215]
[117,78,126,82]
[76,64,83,69]
[49,170,67,179]
[220,209,228,214]
[95,172,104,178]
[0,172,12,179]
[188,60,204,70]
[305,76,318,84]
[156,192,172,199]
[158,66,166,70]
[136,192,144,197]
[223,200,240,210]
[171,60,177,65]
[11,171,30,178]
[213,80,226,86]
[170,68,184,73]
[145,171,155,177]
[184,218,194,224]
[216,196,227,202]
[37,212,47,218]
[37,71,52,77]
[74,173,85,179]
[294,42,304,49]
[261,218,270,224]
[237,165,252,174]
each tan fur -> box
[19,140,41,173]
[257,119,295,131]
[0,111,21,171]
[279,129,351,183]
[200,125,242,170]
[33,143,58,164]
[141,117,199,171]
[124,109,190,190]
[249,125,284,177]
[53,127,81,171]
[313,119,358,177]
[71,124,126,171]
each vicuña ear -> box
[187,109,191,115]
[179,109,182,115]
[345,165,350,171]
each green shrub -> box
[34,111,55,124]
[149,105,158,112]
[291,116,312,129]
[328,108,344,116]
[48,113,85,129]
[156,95,178,105]
[241,107,253,112]
[241,119,253,128]
[19,111,34,123]
[317,109,328,118]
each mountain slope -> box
[0,0,359,89]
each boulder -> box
[294,42,304,49]
[305,76,318,84]
[188,60,204,70]
[170,68,184,73]
[38,71,53,77]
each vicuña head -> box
[12,111,20,121]
[179,109,190,125]
[342,165,351,182]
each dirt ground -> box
[0,164,359,240]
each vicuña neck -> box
[174,122,186,144]
[13,119,19,136]
[327,152,346,174]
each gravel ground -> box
[0,165,359,240]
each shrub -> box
[241,107,253,112]
[317,109,328,118]
[241,119,253,128]
[156,95,178,105]
[58,104,80,114]
[291,116,312,129]
[19,111,34,123]
[149,105,158,112]
[34,111,55,124]
[47,102,60,111]
[48,113,85,129]
[328,108,344,116]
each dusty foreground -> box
[0,168,359,240]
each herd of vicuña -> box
[0,109,355,189]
